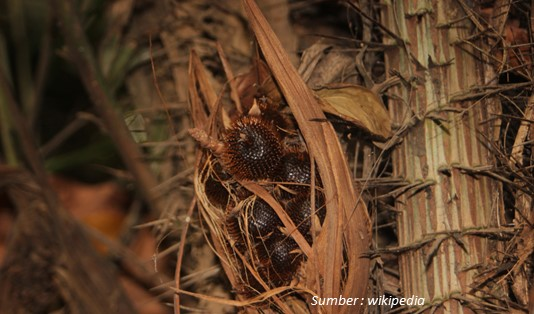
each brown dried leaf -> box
[217,43,243,114]
[188,50,211,129]
[315,83,392,140]
[188,50,231,131]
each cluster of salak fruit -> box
[193,100,325,296]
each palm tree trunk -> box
[382,0,502,311]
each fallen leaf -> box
[315,83,392,140]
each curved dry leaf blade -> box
[188,50,212,128]
[188,51,208,128]
[188,49,231,131]
[216,43,243,114]
[241,0,342,299]
[315,84,392,140]
[242,0,370,312]
[190,50,218,112]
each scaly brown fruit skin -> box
[256,231,302,286]
[225,197,281,244]
[222,116,283,180]
[286,192,326,244]
[276,151,322,197]
[246,198,281,239]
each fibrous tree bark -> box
[382,0,503,311]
